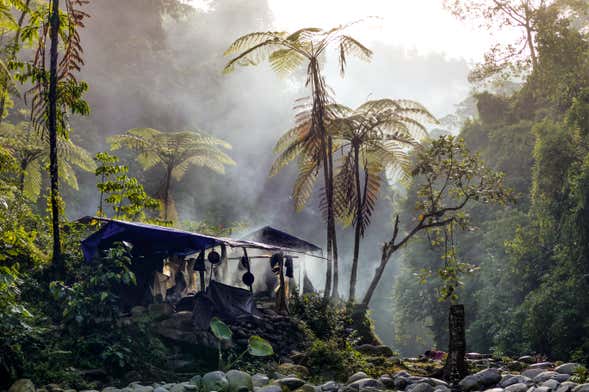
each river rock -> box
[257,386,282,392]
[531,363,555,370]
[153,387,168,392]
[535,372,561,383]
[523,369,546,379]
[276,378,305,391]
[505,383,529,392]
[278,364,310,378]
[556,364,582,375]
[556,382,578,392]
[347,373,369,384]
[519,356,535,364]
[459,368,502,391]
[9,380,35,392]
[573,385,589,392]
[377,376,394,389]
[542,380,560,391]
[189,376,202,388]
[320,382,339,392]
[406,383,434,392]
[394,377,409,390]
[252,375,269,388]
[501,375,532,388]
[203,371,229,392]
[347,379,384,390]
[483,388,504,392]
[227,370,253,392]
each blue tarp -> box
[81,219,225,261]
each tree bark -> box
[443,304,468,384]
[524,5,538,69]
[0,0,31,124]
[309,59,333,299]
[349,144,362,301]
[328,134,339,298]
[49,0,62,266]
[163,166,172,220]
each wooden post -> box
[444,304,468,385]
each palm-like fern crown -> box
[224,21,372,77]
[108,128,235,180]
[0,120,95,199]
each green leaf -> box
[247,335,273,357]
[210,317,232,340]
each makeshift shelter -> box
[78,217,322,317]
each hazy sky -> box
[190,0,494,60]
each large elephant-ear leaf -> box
[248,335,273,357]
[210,317,232,341]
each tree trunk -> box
[163,167,172,221]
[361,249,390,308]
[19,159,27,193]
[328,134,339,298]
[443,304,468,384]
[0,0,31,124]
[49,0,62,266]
[349,145,362,301]
[524,6,538,69]
[309,59,333,299]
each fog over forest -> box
[64,0,472,342]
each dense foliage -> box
[392,4,589,364]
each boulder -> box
[530,363,555,370]
[534,372,561,383]
[394,377,408,390]
[9,380,35,392]
[226,370,253,392]
[505,383,529,392]
[319,382,339,392]
[556,383,578,392]
[153,388,168,392]
[519,356,535,364]
[148,303,174,319]
[354,344,394,357]
[278,364,310,378]
[556,364,581,376]
[531,387,551,392]
[347,373,369,385]
[347,379,384,390]
[377,376,394,389]
[406,383,434,392]
[542,380,560,391]
[483,388,504,392]
[459,368,501,391]
[501,375,532,388]
[258,386,282,392]
[433,387,450,392]
[189,376,202,388]
[573,385,589,392]
[252,375,269,388]
[203,371,229,392]
[523,369,546,379]
[276,378,305,391]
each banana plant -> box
[210,317,273,370]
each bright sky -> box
[267,0,494,61]
[186,0,495,61]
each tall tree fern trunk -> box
[328,134,339,298]
[310,59,334,298]
[163,167,172,221]
[49,0,61,265]
[349,145,362,301]
[0,0,31,124]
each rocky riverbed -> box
[7,362,588,392]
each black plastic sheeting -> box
[242,226,322,253]
[191,280,260,330]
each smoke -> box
[66,0,471,345]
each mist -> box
[65,0,471,344]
